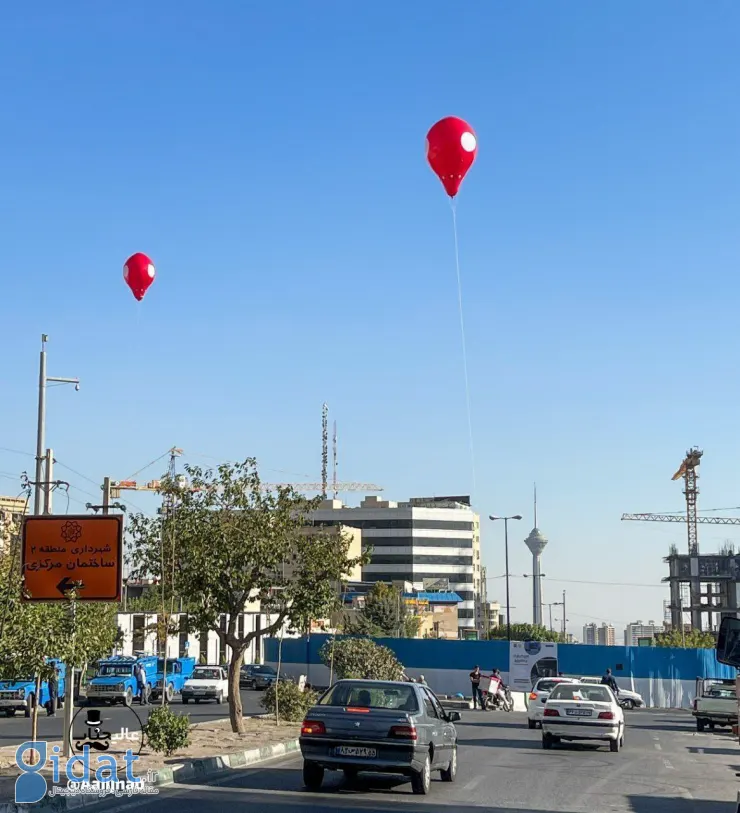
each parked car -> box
[299,678,460,795]
[182,665,228,705]
[579,676,644,710]
[86,655,158,707]
[526,677,580,729]
[251,665,284,690]
[0,659,66,718]
[541,682,625,752]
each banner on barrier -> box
[509,641,559,692]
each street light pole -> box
[489,514,523,642]
[34,335,79,515]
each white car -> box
[541,682,625,752]
[527,677,580,729]
[181,665,228,704]
[579,676,644,710]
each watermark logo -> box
[70,705,144,756]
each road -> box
[0,690,265,747]
[104,709,740,812]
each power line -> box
[485,574,665,589]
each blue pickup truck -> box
[151,657,196,702]
[85,655,158,707]
[0,659,66,718]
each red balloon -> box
[123,253,156,301]
[426,117,478,197]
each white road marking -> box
[663,759,674,770]
[653,742,662,751]
[462,774,486,791]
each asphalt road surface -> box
[0,690,265,747]
[101,709,740,813]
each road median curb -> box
[0,738,300,812]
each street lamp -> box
[35,335,79,515]
[489,514,522,642]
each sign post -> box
[21,514,123,757]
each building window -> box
[361,537,473,548]
[458,609,475,619]
[366,554,473,566]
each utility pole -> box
[43,450,53,514]
[34,334,79,515]
[562,590,567,639]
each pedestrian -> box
[135,662,148,705]
[600,667,619,697]
[470,665,485,710]
[46,669,58,717]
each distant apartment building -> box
[582,622,615,646]
[624,620,664,647]
[0,495,28,551]
[310,494,481,635]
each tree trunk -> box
[227,646,247,734]
[31,674,42,743]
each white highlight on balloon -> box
[424,138,430,156]
[147,264,155,278]
[123,265,129,281]
[460,132,476,152]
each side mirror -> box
[716,617,740,666]
[447,711,461,722]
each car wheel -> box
[440,744,457,782]
[528,718,536,730]
[24,695,34,718]
[216,692,223,705]
[5,709,15,717]
[411,754,431,795]
[303,761,324,790]
[619,729,625,748]
[183,698,189,704]
[542,734,553,750]
[622,699,634,710]
[123,688,133,707]
[696,718,705,732]
[610,736,620,753]
[343,768,358,782]
[166,684,175,703]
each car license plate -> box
[566,709,592,717]
[335,746,377,758]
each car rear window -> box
[536,680,562,693]
[551,684,611,703]
[192,669,221,680]
[319,682,419,712]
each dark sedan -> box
[299,679,459,795]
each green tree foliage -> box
[143,705,191,756]
[654,629,716,648]
[320,637,404,681]
[487,623,563,642]
[261,680,317,722]
[344,582,422,638]
[127,458,367,734]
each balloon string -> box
[450,199,477,499]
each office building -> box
[624,620,664,647]
[310,494,480,635]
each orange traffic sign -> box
[21,515,123,602]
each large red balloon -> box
[426,117,478,197]
[123,253,156,301]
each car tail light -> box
[543,708,560,717]
[345,707,370,713]
[529,692,538,700]
[598,711,615,720]
[301,720,326,735]
[389,724,417,740]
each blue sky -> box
[1,1,739,641]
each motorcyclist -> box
[488,668,510,708]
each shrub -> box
[261,679,318,722]
[319,637,404,681]
[143,705,191,756]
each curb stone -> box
[0,739,299,812]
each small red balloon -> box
[426,116,478,197]
[123,253,156,301]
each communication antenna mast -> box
[332,420,338,499]
[321,403,329,499]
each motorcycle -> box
[484,684,513,712]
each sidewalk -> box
[0,716,300,811]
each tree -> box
[320,637,404,681]
[654,629,716,649]
[344,582,421,638]
[127,458,367,734]
[487,623,563,642]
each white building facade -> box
[310,495,481,635]
[624,620,664,647]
